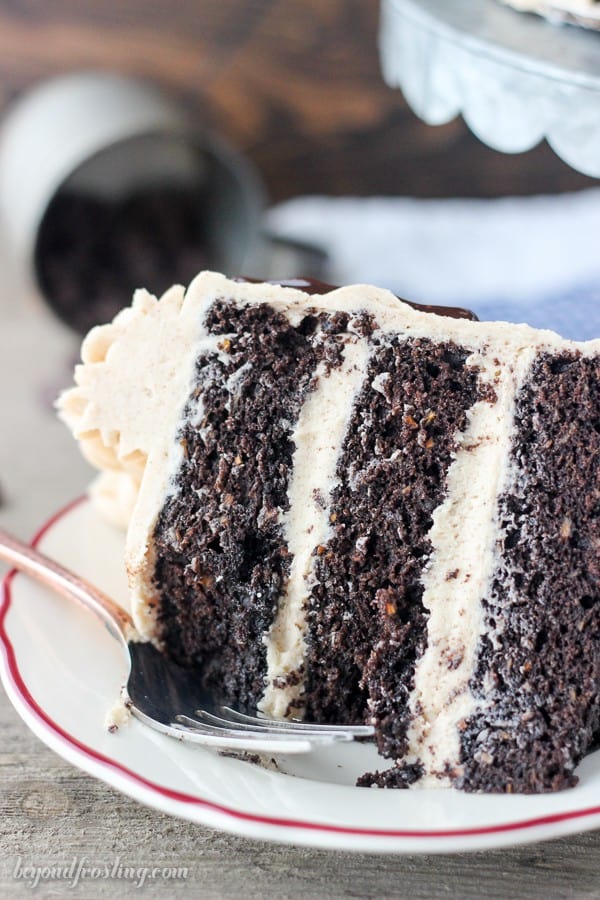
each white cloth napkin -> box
[266,189,600,341]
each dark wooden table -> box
[0,0,595,202]
[1,2,600,897]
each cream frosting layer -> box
[260,336,372,719]
[59,271,600,786]
[403,345,538,786]
[59,283,216,638]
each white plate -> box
[2,498,600,853]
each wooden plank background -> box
[0,0,595,202]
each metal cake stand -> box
[380,0,600,177]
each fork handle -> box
[0,526,134,643]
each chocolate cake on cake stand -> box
[381,0,600,177]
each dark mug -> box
[0,72,326,333]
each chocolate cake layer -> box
[303,337,481,778]
[458,352,600,793]
[152,299,346,710]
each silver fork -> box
[0,527,373,754]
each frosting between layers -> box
[403,345,538,786]
[260,336,372,719]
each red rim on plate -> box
[1,497,599,842]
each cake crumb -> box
[105,696,132,734]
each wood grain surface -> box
[0,0,596,202]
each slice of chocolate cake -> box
[58,271,600,793]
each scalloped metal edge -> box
[500,0,600,30]
[380,0,600,177]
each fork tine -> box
[175,715,350,745]
[194,709,355,740]
[220,706,375,737]
[131,708,314,754]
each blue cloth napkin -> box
[266,191,600,342]
[469,281,600,342]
